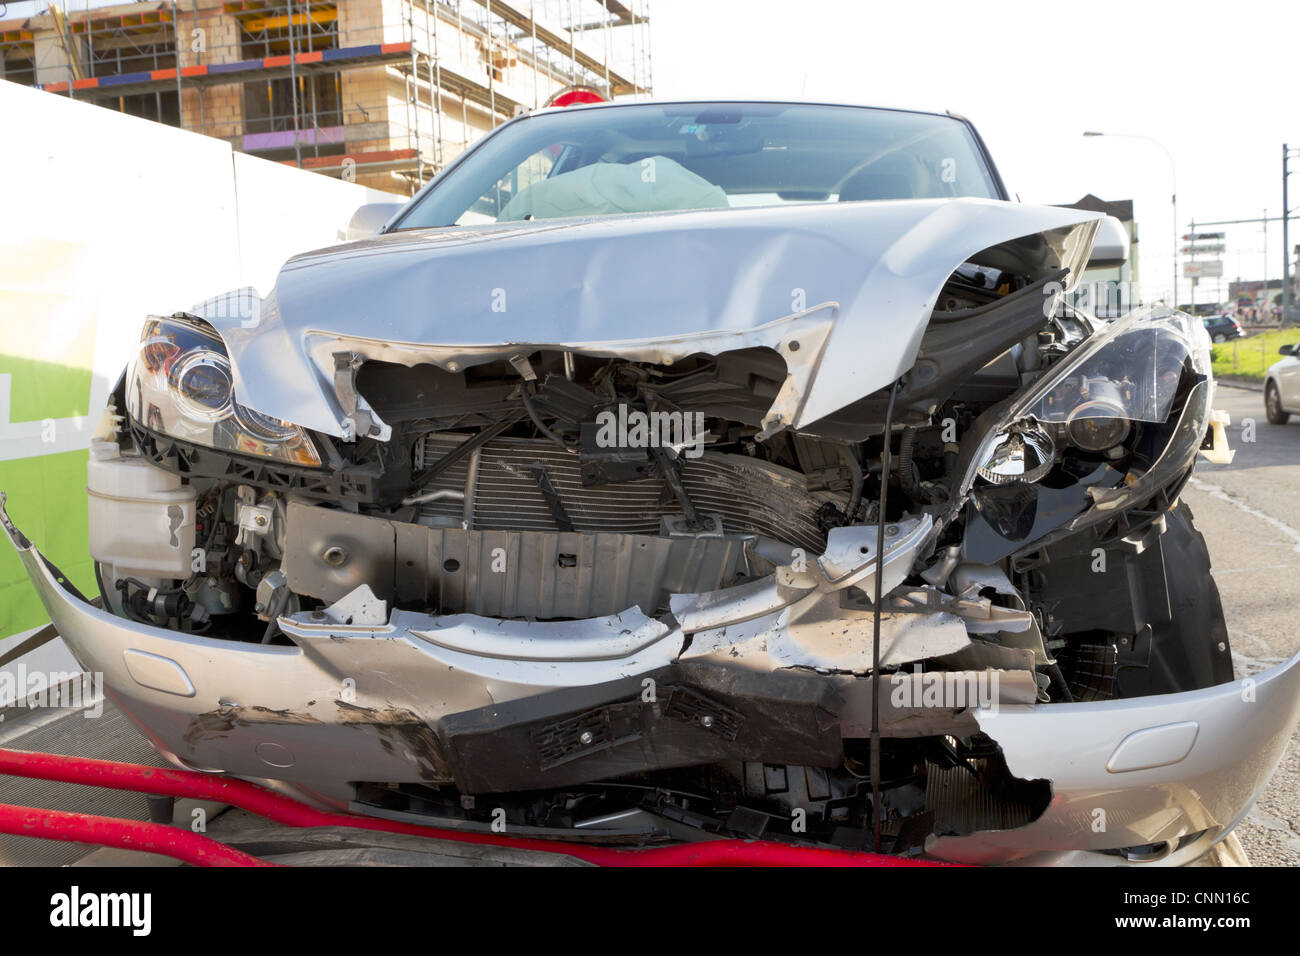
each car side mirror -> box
[1279,344,1295,356]
[343,202,405,241]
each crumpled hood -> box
[199,197,1101,440]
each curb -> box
[1216,376,1265,392]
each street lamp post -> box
[1083,131,1178,305]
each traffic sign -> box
[1184,261,1224,278]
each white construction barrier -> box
[0,78,400,692]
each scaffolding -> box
[0,0,653,194]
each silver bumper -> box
[926,657,1300,863]
[5,498,1299,861]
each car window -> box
[455,145,563,225]
[395,103,1001,229]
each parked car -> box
[6,100,1294,866]
[1203,313,1245,343]
[1264,339,1300,423]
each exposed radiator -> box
[925,758,1044,835]
[414,434,832,554]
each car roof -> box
[526,98,958,122]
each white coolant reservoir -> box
[88,441,197,579]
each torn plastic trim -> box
[275,606,684,686]
[947,563,1053,665]
[928,650,1300,864]
[331,351,392,443]
[817,515,932,591]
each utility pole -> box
[171,1,182,129]
[288,0,302,169]
[1263,208,1268,318]
[1189,210,1300,320]
[1286,144,1295,323]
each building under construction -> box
[0,1,652,193]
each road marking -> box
[1188,476,1300,554]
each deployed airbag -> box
[499,156,728,221]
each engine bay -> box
[79,251,1235,849]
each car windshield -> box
[391,102,1001,229]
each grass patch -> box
[1211,328,1300,381]
[0,449,94,639]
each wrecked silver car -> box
[6,100,1299,864]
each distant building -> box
[0,0,652,195]
[1227,278,1284,324]
[1057,194,1138,315]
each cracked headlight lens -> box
[959,307,1212,561]
[126,316,322,467]
[978,306,1210,482]
[1019,306,1208,429]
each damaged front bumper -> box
[6,495,1299,863]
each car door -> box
[1277,343,1300,410]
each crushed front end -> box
[6,200,1297,864]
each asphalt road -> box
[1182,382,1300,866]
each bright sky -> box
[650,0,1300,306]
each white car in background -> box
[1264,339,1300,424]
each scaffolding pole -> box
[4,0,653,194]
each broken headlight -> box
[962,307,1211,560]
[1021,306,1207,437]
[977,423,1056,484]
[977,306,1209,471]
[125,316,322,466]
